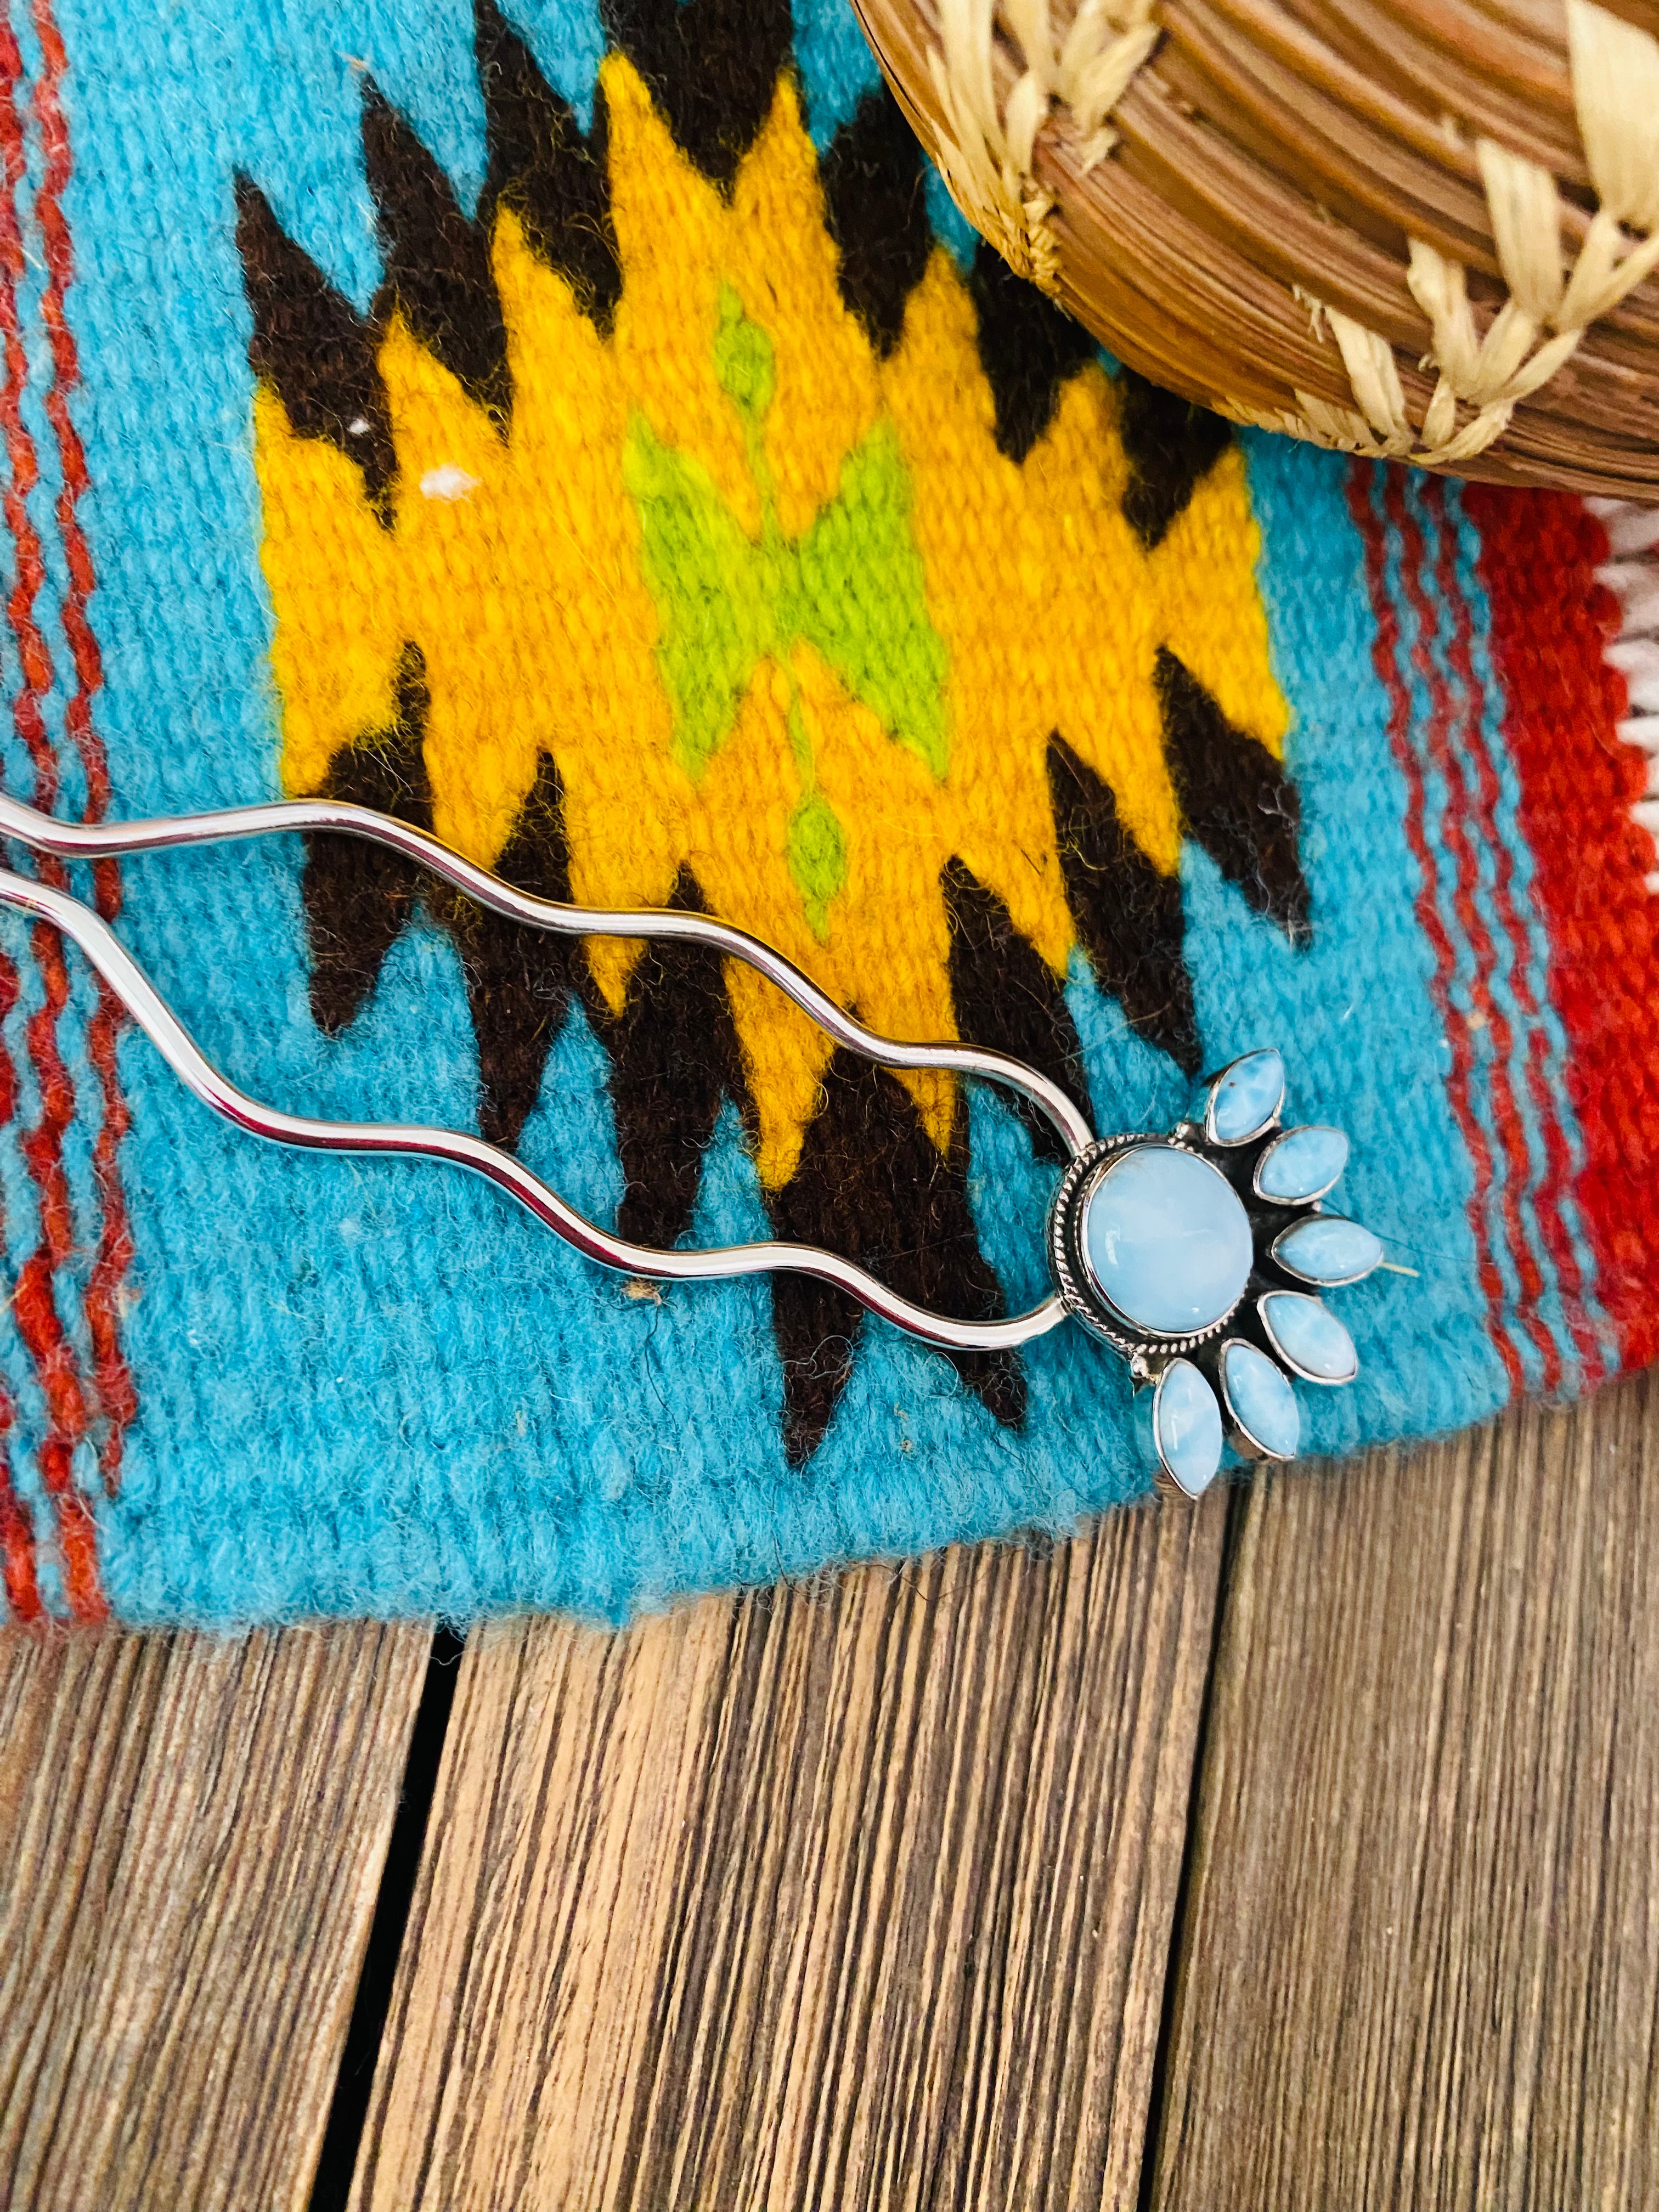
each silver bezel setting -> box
[1047,1048,1390,1494]
[1203,1048,1286,1149]
[1269,1214,1382,1289]
[1217,1336,1301,1463]
[1149,1357,1225,1501]
[1048,1132,1250,1360]
[1251,1124,1348,1206]
[1257,1290,1359,1386]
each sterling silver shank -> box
[0,793,1096,1353]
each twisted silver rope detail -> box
[0,793,1096,1352]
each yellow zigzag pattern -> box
[253,53,1288,1189]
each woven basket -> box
[850,0,1659,496]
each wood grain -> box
[349,1495,1226,2212]
[1154,1367,1659,2210]
[0,1621,430,2212]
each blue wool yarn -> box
[0,0,1609,1627]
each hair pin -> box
[0,792,1385,1498]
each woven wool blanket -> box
[0,0,1654,1628]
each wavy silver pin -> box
[0,792,1385,1497]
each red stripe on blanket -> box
[1426,483,1601,1384]
[0,951,40,1622]
[1393,476,1561,1390]
[1465,485,1659,1373]
[1348,465,1526,1391]
[0,18,104,1621]
[33,0,137,1489]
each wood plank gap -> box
[1133,1477,1249,2212]
[0,1620,430,2212]
[308,1625,468,2212]
[351,1497,1227,2212]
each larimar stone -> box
[1256,1124,1348,1203]
[1260,1292,1358,1384]
[1208,1049,1285,1144]
[1083,1144,1252,1335]
[1221,1339,1301,1459]
[1153,1360,1224,1497]
[1274,1214,1384,1286]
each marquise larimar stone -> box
[1083,1144,1253,1336]
[1255,1124,1349,1204]
[1273,1214,1385,1286]
[1207,1049,1285,1144]
[1153,1359,1224,1497]
[1221,1339,1301,1459]
[1259,1292,1358,1384]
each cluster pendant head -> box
[1048,1049,1382,1500]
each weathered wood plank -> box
[1154,1368,1659,2210]
[0,1621,431,2212]
[351,1494,1226,2212]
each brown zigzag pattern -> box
[237,2,1307,1460]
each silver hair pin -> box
[0,792,1384,1498]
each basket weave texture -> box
[851,0,1659,496]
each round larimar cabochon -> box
[1082,1144,1253,1338]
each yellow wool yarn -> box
[252,52,1287,1191]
